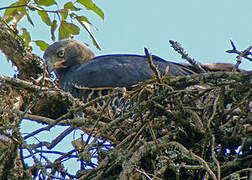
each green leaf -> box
[77,0,104,19]
[3,0,28,17]
[19,0,29,4]
[20,28,31,47]
[59,21,80,40]
[75,15,91,24]
[3,1,27,25]
[64,2,80,11]
[60,9,68,21]
[35,40,49,51]
[64,21,80,35]
[50,20,57,41]
[59,23,68,40]
[37,10,51,26]
[35,0,57,7]
[21,0,30,3]
[76,18,101,50]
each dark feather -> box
[59,55,195,96]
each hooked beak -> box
[46,59,67,73]
[54,59,67,69]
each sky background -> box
[0,0,252,176]
[1,0,252,76]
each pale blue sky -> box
[89,0,252,71]
[1,0,252,76]
[0,0,251,176]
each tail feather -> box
[182,63,245,72]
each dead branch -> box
[226,39,252,62]
[144,47,162,82]
[169,40,206,73]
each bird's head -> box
[43,39,95,74]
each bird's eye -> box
[57,50,65,58]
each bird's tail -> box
[182,63,246,72]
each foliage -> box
[1,0,103,50]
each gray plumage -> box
[44,39,195,99]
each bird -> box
[43,39,246,136]
[44,39,245,103]
[43,39,197,101]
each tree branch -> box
[0,20,43,79]
[169,40,206,73]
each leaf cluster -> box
[1,0,103,51]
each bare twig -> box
[226,40,252,62]
[207,92,220,129]
[144,47,162,82]
[211,135,221,180]
[84,97,112,147]
[126,123,148,151]
[167,141,218,180]
[148,121,159,152]
[135,168,153,180]
[169,40,206,73]
[0,4,28,11]
[234,45,252,71]
[27,126,75,150]
[222,168,252,180]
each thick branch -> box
[0,20,43,79]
